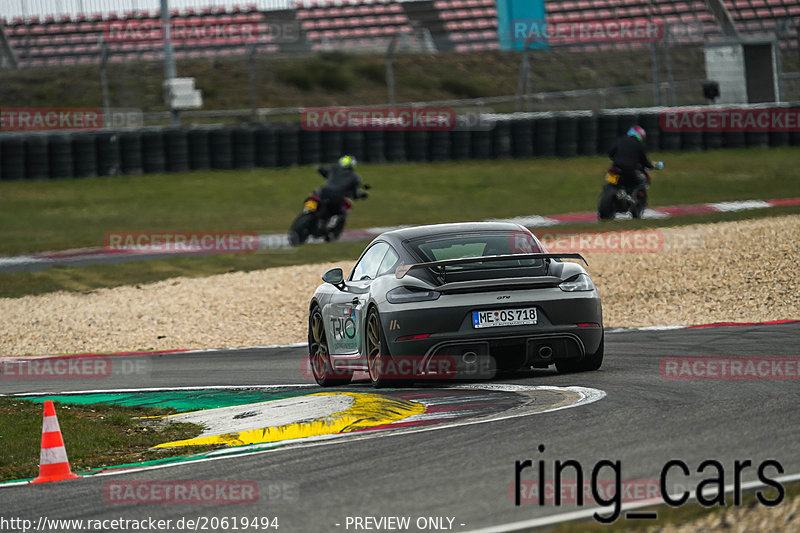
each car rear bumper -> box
[378,291,602,371]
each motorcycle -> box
[288,185,370,246]
[597,163,663,220]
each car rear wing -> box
[395,253,588,279]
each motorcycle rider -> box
[608,126,663,204]
[315,155,368,218]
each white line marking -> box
[708,200,772,212]
[488,215,562,227]
[461,472,800,533]
[605,325,688,333]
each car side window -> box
[350,242,389,281]
[376,246,400,277]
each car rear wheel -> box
[556,334,604,373]
[366,308,397,388]
[309,306,352,386]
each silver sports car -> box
[307,222,603,387]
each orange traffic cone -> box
[30,401,80,484]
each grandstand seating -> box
[1,0,796,67]
[3,5,288,67]
[297,1,414,51]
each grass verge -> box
[541,481,800,533]
[0,398,218,482]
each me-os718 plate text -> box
[472,308,537,328]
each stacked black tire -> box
[2,109,798,180]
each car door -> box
[324,242,390,355]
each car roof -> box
[378,221,528,243]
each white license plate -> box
[472,308,538,328]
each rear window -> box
[408,231,545,269]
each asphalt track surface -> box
[2,323,799,532]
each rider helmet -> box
[627,126,646,142]
[338,155,357,169]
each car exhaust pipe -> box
[462,352,478,365]
[538,345,553,360]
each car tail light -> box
[396,334,431,342]
[386,286,441,304]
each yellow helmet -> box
[338,155,357,169]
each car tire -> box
[365,308,398,388]
[308,306,353,386]
[556,334,604,373]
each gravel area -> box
[1,215,798,357]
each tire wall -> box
[0,107,792,179]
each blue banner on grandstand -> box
[496,0,548,51]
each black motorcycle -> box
[597,163,662,220]
[288,186,370,246]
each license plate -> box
[472,308,538,328]
[304,199,318,211]
[606,172,619,185]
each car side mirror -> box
[322,268,346,290]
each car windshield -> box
[407,231,545,270]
